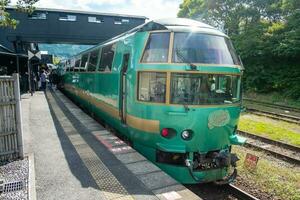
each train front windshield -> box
[170,73,241,105]
[139,31,242,105]
[173,32,240,65]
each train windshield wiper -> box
[175,48,197,70]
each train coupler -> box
[185,150,240,183]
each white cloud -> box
[112,0,182,19]
[13,0,182,19]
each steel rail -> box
[246,108,300,125]
[238,131,300,165]
[238,130,300,153]
[243,98,300,112]
[186,183,260,200]
[226,184,260,200]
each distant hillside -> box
[39,44,94,59]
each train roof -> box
[150,18,227,37]
[107,18,227,42]
[101,18,227,45]
[71,18,227,58]
[152,18,214,29]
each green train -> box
[60,18,246,184]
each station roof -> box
[0,44,27,57]
[0,44,16,56]
[0,45,14,53]
[6,6,147,19]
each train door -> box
[120,53,129,124]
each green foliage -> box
[0,0,38,29]
[0,9,18,28]
[178,0,300,100]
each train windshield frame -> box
[137,71,167,103]
[172,32,240,65]
[170,73,241,105]
[140,31,240,65]
[141,32,170,63]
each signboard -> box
[28,50,41,60]
[244,153,259,169]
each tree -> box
[178,0,300,99]
[0,0,39,29]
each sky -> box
[12,0,183,20]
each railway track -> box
[246,108,300,125]
[187,183,259,200]
[243,98,300,124]
[226,184,260,200]
[238,130,300,165]
[243,98,300,113]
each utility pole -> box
[27,59,33,96]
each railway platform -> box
[21,89,200,200]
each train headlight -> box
[181,130,193,140]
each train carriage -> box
[60,18,246,184]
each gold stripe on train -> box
[64,84,160,133]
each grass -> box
[244,91,300,108]
[238,115,300,147]
[233,146,300,200]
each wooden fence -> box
[0,74,24,162]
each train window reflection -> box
[87,49,99,71]
[138,72,166,103]
[173,33,240,65]
[99,44,116,72]
[170,73,240,105]
[80,54,89,69]
[74,58,81,72]
[141,32,170,63]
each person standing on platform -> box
[40,70,47,91]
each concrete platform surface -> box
[21,89,201,200]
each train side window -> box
[87,49,100,71]
[74,58,81,72]
[98,43,116,72]
[70,59,75,72]
[141,32,170,63]
[138,72,166,103]
[65,60,70,72]
[75,58,81,68]
[80,53,89,70]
